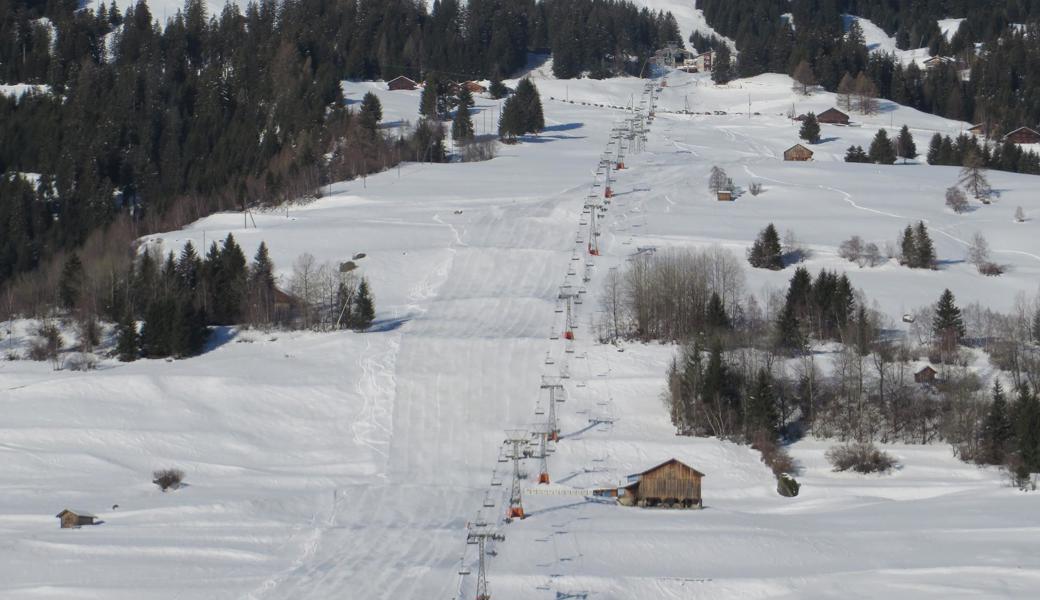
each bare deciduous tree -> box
[945,186,969,213]
[838,235,865,266]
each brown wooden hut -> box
[386,76,418,91]
[1003,127,1040,145]
[618,459,704,509]
[914,365,938,384]
[817,107,850,125]
[462,81,487,94]
[716,190,734,201]
[56,509,98,529]
[783,143,814,161]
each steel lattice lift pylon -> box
[562,294,575,340]
[503,430,530,521]
[466,518,505,600]
[587,203,600,256]
[540,376,565,442]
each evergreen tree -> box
[247,242,276,326]
[419,77,439,118]
[58,253,84,311]
[712,44,733,84]
[896,124,917,163]
[926,132,943,164]
[932,288,966,343]
[981,381,1013,465]
[705,291,730,331]
[747,368,779,437]
[844,145,870,163]
[1013,384,1040,474]
[913,221,936,269]
[489,70,509,99]
[701,339,733,420]
[799,112,821,144]
[899,225,916,266]
[141,297,174,358]
[115,311,139,362]
[335,281,354,329]
[868,128,897,164]
[748,223,783,270]
[452,101,475,142]
[792,60,816,95]
[959,151,992,201]
[1032,307,1040,344]
[176,241,201,293]
[359,92,383,135]
[212,234,247,324]
[354,277,375,331]
[457,86,474,109]
[171,297,208,357]
[775,301,803,352]
[499,78,544,140]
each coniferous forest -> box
[0,0,682,293]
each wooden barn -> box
[783,143,814,161]
[56,509,98,529]
[386,76,418,91]
[462,81,487,94]
[817,107,850,125]
[914,365,938,384]
[618,459,704,509]
[1003,127,1040,145]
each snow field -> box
[3,61,1040,599]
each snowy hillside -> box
[3,66,1040,600]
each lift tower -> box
[503,430,529,521]
[467,522,505,600]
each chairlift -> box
[459,566,472,575]
[483,495,495,508]
[491,477,503,486]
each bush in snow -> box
[748,181,763,196]
[153,468,185,492]
[777,473,800,497]
[28,321,63,368]
[945,186,969,213]
[826,442,897,474]
[1015,206,1026,222]
[838,235,864,265]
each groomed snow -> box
[3,66,1040,599]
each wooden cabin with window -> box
[618,459,704,509]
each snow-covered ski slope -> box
[3,67,1040,599]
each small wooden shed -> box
[717,190,734,201]
[914,365,938,384]
[817,107,850,125]
[56,509,98,529]
[1003,127,1040,145]
[462,81,487,94]
[619,458,704,509]
[783,143,814,161]
[386,75,418,91]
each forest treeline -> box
[0,0,681,293]
[697,0,1040,140]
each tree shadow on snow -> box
[542,122,584,133]
[203,326,238,353]
[520,134,588,144]
[367,316,411,332]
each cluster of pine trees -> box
[898,222,937,269]
[927,133,1040,174]
[52,232,376,361]
[498,79,545,141]
[774,267,857,351]
[979,381,1040,487]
